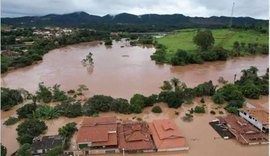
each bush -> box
[182,113,193,122]
[3,117,19,126]
[104,39,112,45]
[58,122,77,138]
[1,88,23,111]
[46,146,63,156]
[200,98,205,103]
[36,83,52,103]
[158,91,183,108]
[130,94,146,110]
[16,103,37,119]
[16,143,31,156]
[1,144,7,156]
[226,106,238,114]
[56,101,82,118]
[193,29,215,51]
[152,106,162,113]
[194,106,205,113]
[210,110,216,115]
[212,92,225,104]
[16,119,47,144]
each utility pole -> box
[229,2,235,28]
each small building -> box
[31,135,65,156]
[218,115,268,145]
[239,108,269,133]
[76,117,119,155]
[149,119,189,152]
[118,121,155,153]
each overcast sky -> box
[1,0,269,19]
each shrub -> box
[1,87,23,111]
[182,113,193,122]
[16,103,36,119]
[212,92,225,104]
[210,110,216,115]
[4,117,19,126]
[152,106,162,113]
[200,98,205,103]
[226,106,238,114]
[194,106,205,113]
[16,119,47,144]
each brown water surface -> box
[1,41,269,156]
[1,40,268,99]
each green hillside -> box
[157,28,268,57]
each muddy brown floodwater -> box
[1,40,269,99]
[1,40,269,156]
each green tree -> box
[212,92,225,104]
[152,105,162,113]
[130,94,146,109]
[1,144,7,156]
[36,82,52,103]
[33,105,59,120]
[110,98,132,114]
[193,29,215,51]
[52,84,68,102]
[56,101,82,118]
[46,146,63,156]
[194,106,205,113]
[16,119,47,144]
[16,143,31,156]
[58,122,77,138]
[16,103,37,119]
[3,117,19,126]
[160,81,173,91]
[1,87,23,111]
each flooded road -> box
[1,40,268,99]
[1,41,269,156]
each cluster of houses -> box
[32,27,74,39]
[30,102,268,155]
[31,117,189,156]
[211,103,269,145]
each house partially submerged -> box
[76,117,119,155]
[31,135,65,156]
[239,107,269,133]
[217,115,268,145]
[118,121,155,153]
[149,119,189,152]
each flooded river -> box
[1,40,269,156]
[1,40,269,99]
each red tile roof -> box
[149,119,188,149]
[76,117,118,146]
[118,121,155,151]
[222,115,268,144]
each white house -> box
[239,108,269,133]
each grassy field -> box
[157,28,269,55]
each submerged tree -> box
[82,52,94,66]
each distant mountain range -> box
[1,11,268,28]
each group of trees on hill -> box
[151,29,268,65]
